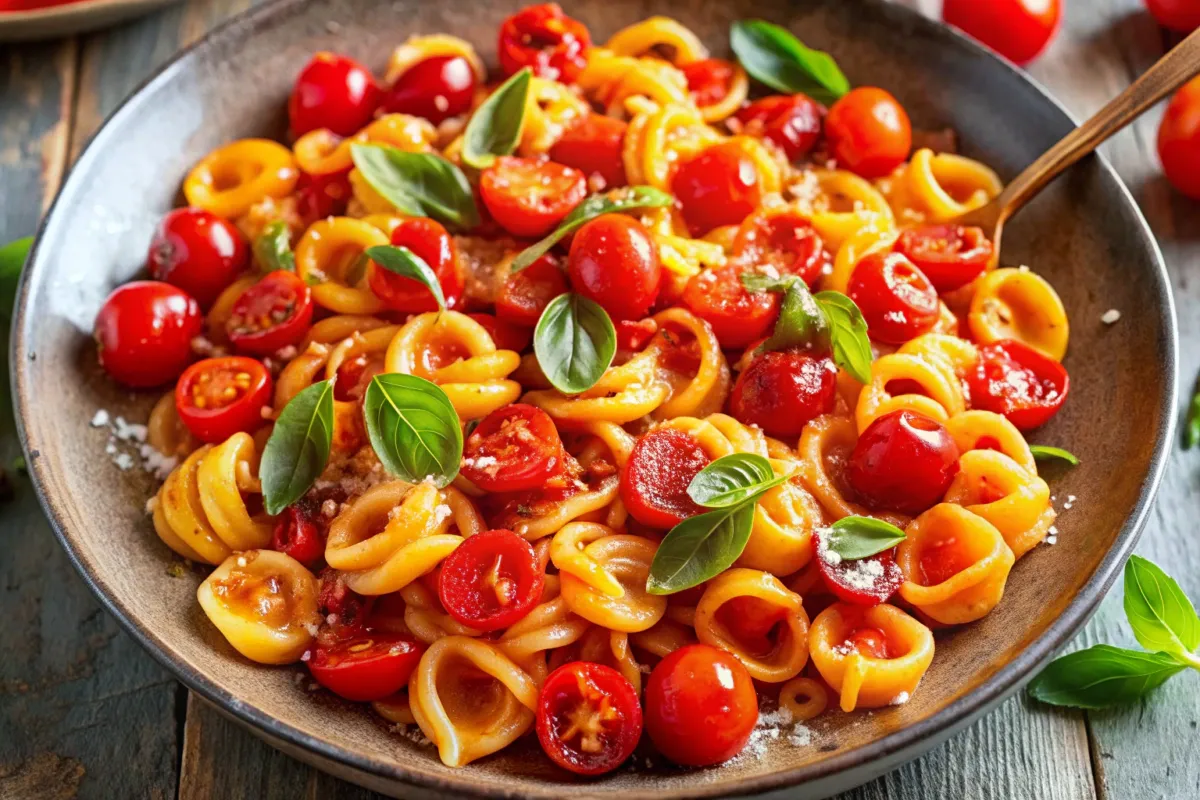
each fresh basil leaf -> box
[730,19,850,106]
[1027,645,1186,709]
[761,276,830,354]
[260,380,334,515]
[364,373,463,487]
[511,186,674,272]
[687,453,787,508]
[825,516,907,560]
[647,501,757,595]
[740,272,797,294]
[1030,445,1080,466]
[533,293,616,394]
[0,236,33,321]
[365,245,446,310]
[350,143,480,230]
[1184,379,1200,449]
[462,68,531,169]
[253,220,294,274]
[815,291,872,384]
[1124,555,1200,665]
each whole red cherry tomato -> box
[967,340,1070,430]
[730,350,838,439]
[307,634,424,702]
[682,266,779,349]
[644,644,758,766]
[468,312,532,352]
[847,251,939,344]
[893,224,993,293]
[733,210,828,287]
[94,281,202,388]
[671,141,763,236]
[461,404,567,492]
[733,94,824,161]
[480,156,587,239]
[682,58,737,109]
[536,662,642,775]
[549,114,628,189]
[567,215,662,320]
[1145,0,1200,32]
[226,270,314,356]
[383,55,477,123]
[942,0,1061,65]
[369,217,464,312]
[620,427,710,529]
[816,544,904,606]
[824,87,912,178]
[271,507,324,568]
[1158,75,1200,199]
[288,52,382,137]
[175,356,272,443]
[847,410,960,515]
[438,529,545,631]
[497,3,591,83]
[147,208,248,309]
[496,255,568,327]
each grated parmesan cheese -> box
[1101,309,1121,325]
[90,409,110,427]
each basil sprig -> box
[730,19,850,106]
[253,220,295,274]
[686,453,787,508]
[365,245,446,310]
[824,516,906,561]
[1124,555,1200,663]
[511,187,674,272]
[350,143,480,230]
[260,380,335,515]
[1029,445,1080,466]
[462,68,531,169]
[0,236,32,321]
[533,293,616,394]
[363,373,462,487]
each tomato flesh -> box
[967,340,1070,430]
[1158,75,1200,200]
[549,114,628,189]
[369,217,464,312]
[227,270,315,356]
[437,529,545,631]
[847,627,893,659]
[847,251,939,344]
[671,142,763,236]
[942,0,1061,66]
[730,350,838,439]
[536,662,642,776]
[714,595,788,657]
[480,156,587,239]
[307,634,424,701]
[468,312,532,352]
[295,169,353,221]
[317,567,374,631]
[919,536,974,586]
[893,224,993,293]
[733,210,828,287]
[682,58,736,108]
[824,87,912,179]
[147,208,248,308]
[816,544,904,606]
[847,410,960,515]
[733,94,824,161]
[682,265,779,349]
[497,2,591,83]
[175,356,273,443]
[383,55,477,124]
[288,52,382,137]
[461,404,567,491]
[567,215,661,321]
[496,254,568,327]
[271,507,324,568]
[620,427,710,529]
[94,281,202,388]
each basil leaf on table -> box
[364,373,463,487]
[510,186,674,272]
[646,502,757,595]
[760,277,831,355]
[1184,379,1200,449]
[0,236,33,321]
[815,291,872,384]
[730,19,850,106]
[260,380,334,515]
[824,516,907,561]
[350,143,480,230]
[1026,645,1186,709]
[462,68,531,169]
[1029,445,1080,466]
[365,245,446,310]
[533,293,616,394]
[687,453,786,508]
[253,220,295,274]
[1123,555,1200,666]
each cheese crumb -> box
[90,409,110,427]
[1100,309,1121,325]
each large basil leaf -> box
[260,380,335,515]
[1027,645,1186,709]
[814,290,872,384]
[646,502,757,595]
[363,373,462,487]
[533,293,616,394]
[350,143,480,230]
[687,453,786,508]
[462,68,531,169]
[365,244,446,310]
[1124,555,1200,665]
[730,19,850,105]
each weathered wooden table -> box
[1,0,1196,796]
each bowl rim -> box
[11,0,1180,796]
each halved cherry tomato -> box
[333,351,382,403]
[714,596,788,657]
[967,339,1070,430]
[497,3,591,82]
[733,210,828,287]
[383,55,477,123]
[893,224,993,293]
[847,410,960,515]
[682,58,737,108]
[615,318,658,352]
[147,208,248,308]
[496,254,568,326]
[226,270,314,356]
[94,281,202,388]
[824,87,912,178]
[369,218,465,312]
[438,529,545,631]
[847,251,939,344]
[730,350,838,439]
[943,0,1061,66]
[461,404,567,492]
[271,507,324,568]
[480,156,587,239]
[288,52,382,137]
[175,356,272,443]
[307,634,424,702]
[733,94,824,161]
[682,265,779,349]
[671,141,763,236]
[536,661,643,776]
[295,169,353,221]
[846,627,892,659]
[620,427,710,529]
[644,644,758,767]
[549,114,628,189]
[468,312,532,352]
[816,544,904,606]
[1158,75,1200,199]
[1146,0,1200,32]
[567,215,661,320]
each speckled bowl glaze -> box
[12,0,1177,797]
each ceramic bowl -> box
[0,0,180,42]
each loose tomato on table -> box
[1158,75,1200,200]
[846,251,939,344]
[967,339,1070,430]
[824,87,912,179]
[174,356,272,443]
[495,254,568,327]
[437,529,545,631]
[306,633,425,702]
[682,58,738,109]
[733,94,824,161]
[147,208,248,308]
[226,270,314,356]
[682,265,779,349]
[383,55,478,123]
[847,410,960,515]
[816,546,904,606]
[468,313,532,352]
[942,0,1061,66]
[671,141,763,236]
[619,427,710,529]
[497,2,591,83]
[480,156,588,239]
[729,350,839,439]
[732,209,828,287]
[288,52,382,137]
[94,281,202,388]
[548,114,628,189]
[461,403,568,492]
[1145,0,1200,32]
[893,224,993,293]
[567,215,662,320]
[536,661,643,776]
[271,507,324,568]
[369,217,465,312]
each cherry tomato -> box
[682,265,779,349]
[496,254,568,326]
[816,544,904,606]
[307,634,424,702]
[644,644,758,767]
[567,215,662,320]
[824,87,912,179]
[480,156,587,239]
[174,356,272,443]
[369,217,464,312]
[893,224,993,293]
[920,537,975,586]
[714,596,788,656]
[536,662,642,776]
[147,208,248,309]
[383,55,477,123]
[497,3,591,83]
[1158,75,1200,200]
[288,52,382,137]
[847,627,892,658]
[682,58,737,109]
[943,0,1061,65]
[620,427,710,529]
[846,410,960,515]
[615,318,658,352]
[437,529,545,631]
[468,312,532,352]
[271,507,324,567]
[671,142,763,236]
[733,94,824,161]
[295,169,353,221]
[548,114,628,189]
[967,340,1070,430]
[226,270,314,356]
[732,210,828,287]
[1145,0,1200,31]
[94,281,202,388]
[461,404,567,492]
[847,251,939,344]
[730,350,838,439]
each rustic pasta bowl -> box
[12,0,1177,797]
